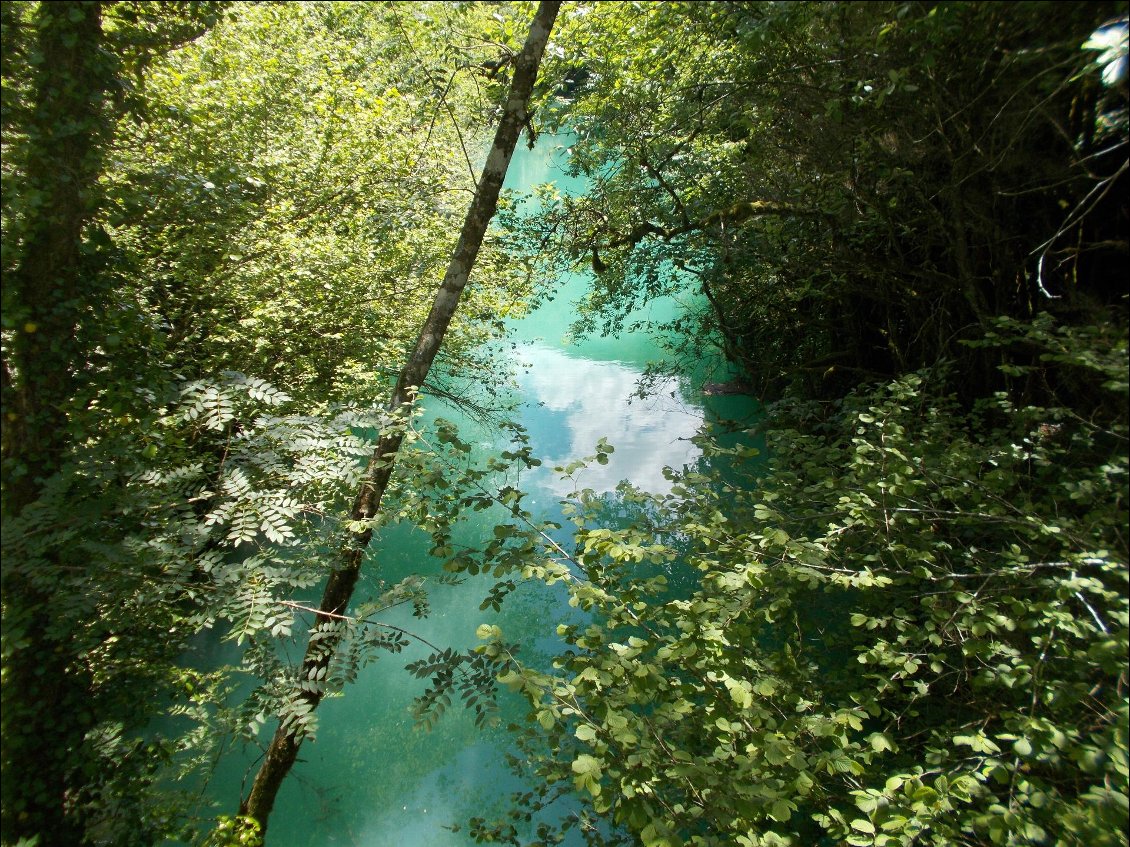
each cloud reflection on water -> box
[515,342,703,496]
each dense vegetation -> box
[2,2,544,843]
[2,2,1126,847]
[480,3,1129,845]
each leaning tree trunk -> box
[239,1,561,835]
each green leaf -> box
[868,732,894,753]
[571,754,602,776]
[575,724,598,742]
[769,799,793,822]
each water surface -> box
[195,134,751,847]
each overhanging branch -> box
[591,200,830,271]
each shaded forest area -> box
[2,2,1127,847]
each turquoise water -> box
[189,134,757,846]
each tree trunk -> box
[0,4,115,844]
[1,0,112,512]
[238,1,562,835]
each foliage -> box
[1,4,231,843]
[1,367,377,837]
[101,0,531,407]
[483,4,1130,844]
[2,1,547,843]
[0,359,549,845]
[2,2,1125,845]
[483,314,1128,846]
[199,815,262,847]
[521,0,1128,402]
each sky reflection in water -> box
[515,341,704,496]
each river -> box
[186,134,756,847]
